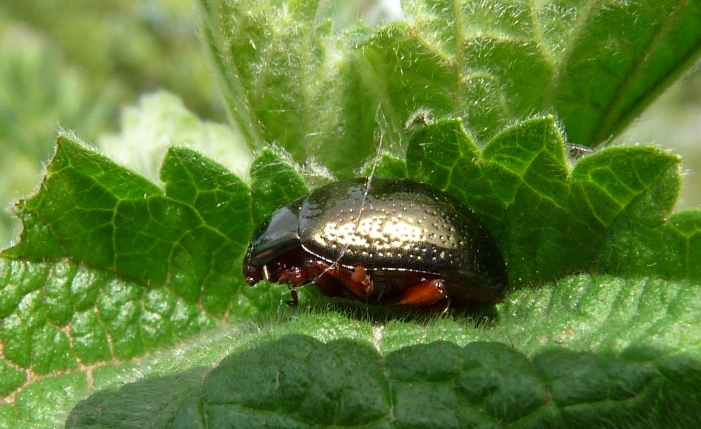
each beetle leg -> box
[274,266,309,307]
[394,278,448,307]
[303,260,373,300]
[299,260,340,297]
[277,266,308,287]
[435,297,451,314]
[339,264,374,300]
[286,288,299,307]
[350,264,372,291]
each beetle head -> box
[244,201,303,285]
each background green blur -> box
[0,0,699,248]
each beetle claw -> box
[333,264,374,300]
[285,288,299,307]
[436,298,451,314]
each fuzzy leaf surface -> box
[66,274,701,428]
[198,0,701,175]
[1,120,700,428]
[4,135,265,318]
[407,117,695,285]
[0,136,307,427]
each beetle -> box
[243,178,508,309]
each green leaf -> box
[4,135,258,317]
[197,0,325,163]
[404,0,701,145]
[406,116,691,285]
[570,146,684,278]
[65,274,701,428]
[661,209,701,280]
[2,115,698,428]
[547,1,701,145]
[0,257,217,370]
[249,148,309,226]
[0,134,307,427]
[65,368,209,429]
[0,257,217,428]
[1,0,699,426]
[0,30,120,248]
[198,0,701,177]
[359,152,408,179]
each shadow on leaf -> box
[66,335,701,428]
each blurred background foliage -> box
[0,0,225,247]
[0,0,699,248]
